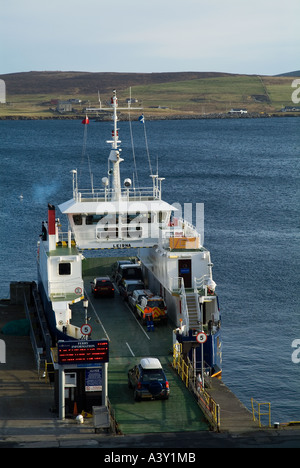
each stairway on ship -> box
[185,293,200,330]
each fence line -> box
[172,343,220,431]
[251,398,271,427]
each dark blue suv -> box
[128,358,170,401]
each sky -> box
[1,0,299,76]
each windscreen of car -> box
[96,280,112,287]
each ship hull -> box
[37,268,75,342]
[176,329,222,378]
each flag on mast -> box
[138,114,145,124]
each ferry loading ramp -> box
[72,276,209,435]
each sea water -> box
[0,117,299,423]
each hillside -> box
[276,71,300,77]
[0,71,298,119]
[0,71,238,95]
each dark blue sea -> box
[0,117,299,424]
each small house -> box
[228,108,248,114]
[57,101,73,113]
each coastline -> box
[0,112,299,121]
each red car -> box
[91,277,114,298]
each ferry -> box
[37,90,222,377]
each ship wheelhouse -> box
[59,184,176,250]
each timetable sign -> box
[57,340,109,365]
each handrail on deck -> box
[193,275,209,294]
[251,398,271,427]
[172,343,220,431]
[73,185,161,202]
[170,277,189,332]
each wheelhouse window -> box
[86,214,116,225]
[73,215,82,225]
[59,262,71,275]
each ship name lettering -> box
[112,243,131,248]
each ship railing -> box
[56,230,76,246]
[96,225,144,240]
[172,343,220,431]
[193,275,210,295]
[165,218,202,250]
[190,359,214,389]
[169,275,183,292]
[94,223,166,247]
[73,185,161,202]
[168,217,201,239]
[192,370,221,432]
[169,276,189,333]
[251,398,271,428]
[179,217,201,238]
[167,218,201,237]
[172,343,190,387]
[23,291,45,376]
[95,224,162,240]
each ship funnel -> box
[48,204,56,235]
[48,204,56,251]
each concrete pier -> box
[207,378,259,433]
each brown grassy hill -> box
[0,70,234,95]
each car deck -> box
[70,274,209,434]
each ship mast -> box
[85,89,147,202]
[107,90,124,201]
